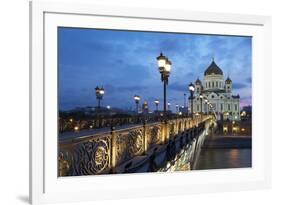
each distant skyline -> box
[58,27,252,112]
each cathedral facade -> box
[189,60,240,121]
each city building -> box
[142,100,149,114]
[189,59,240,121]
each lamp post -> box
[134,95,141,113]
[176,104,179,114]
[167,102,171,112]
[156,53,172,117]
[95,86,105,109]
[208,102,211,115]
[199,93,203,114]
[205,99,208,114]
[188,82,195,118]
[154,99,159,111]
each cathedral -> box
[189,59,240,121]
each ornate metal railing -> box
[58,114,193,133]
[58,114,212,176]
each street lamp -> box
[188,82,195,117]
[95,86,105,109]
[157,53,172,117]
[204,99,208,114]
[199,93,203,114]
[134,95,141,113]
[176,104,179,114]
[167,102,171,111]
[154,99,160,111]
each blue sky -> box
[58,27,252,112]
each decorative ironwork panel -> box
[115,128,144,166]
[178,121,182,133]
[169,122,176,137]
[58,134,111,176]
[147,124,162,148]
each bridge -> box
[58,114,216,176]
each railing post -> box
[175,118,179,135]
[110,127,117,172]
[143,120,148,154]
[161,120,167,144]
[166,120,170,142]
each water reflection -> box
[195,148,252,170]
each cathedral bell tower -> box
[225,77,232,93]
[195,78,202,94]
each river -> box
[195,148,252,170]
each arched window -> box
[216,81,218,87]
[212,82,214,88]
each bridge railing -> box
[58,114,213,176]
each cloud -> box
[169,82,187,92]
[232,82,248,89]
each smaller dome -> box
[225,77,232,83]
[195,78,201,85]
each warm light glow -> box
[164,59,172,72]
[223,126,228,132]
[157,53,167,69]
[188,83,195,92]
[134,95,140,101]
[69,118,73,122]
[74,126,79,131]
[241,128,245,132]
[179,112,182,115]
[158,59,166,68]
[241,111,246,116]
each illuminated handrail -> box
[58,114,214,176]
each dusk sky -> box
[58,27,252,112]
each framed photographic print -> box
[30,1,272,204]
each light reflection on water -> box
[195,148,252,170]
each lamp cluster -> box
[156,52,172,84]
[95,86,105,100]
[95,86,105,108]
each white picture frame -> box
[30,1,272,204]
